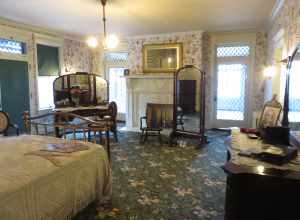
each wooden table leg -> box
[54,115,60,138]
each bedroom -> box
[0,0,300,219]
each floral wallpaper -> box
[127,31,203,74]
[268,0,300,60]
[253,32,268,111]
[63,39,92,74]
[202,33,213,125]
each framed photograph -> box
[258,96,282,128]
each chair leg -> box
[88,130,91,142]
[158,131,162,143]
[106,130,111,162]
[143,131,148,143]
[113,129,118,142]
[16,128,20,136]
[99,131,103,144]
[140,129,145,142]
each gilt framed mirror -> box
[142,43,183,73]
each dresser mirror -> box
[53,73,108,108]
[142,43,182,73]
[170,65,206,146]
[282,43,300,131]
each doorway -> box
[108,67,127,121]
[212,44,251,128]
[0,59,30,133]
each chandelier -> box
[87,0,119,49]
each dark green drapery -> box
[37,44,59,76]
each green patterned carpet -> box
[73,130,229,220]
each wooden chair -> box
[0,111,19,136]
[107,101,118,142]
[140,103,173,143]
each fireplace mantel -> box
[125,74,174,130]
[124,74,173,79]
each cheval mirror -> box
[169,65,207,147]
[282,43,300,139]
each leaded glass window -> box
[0,38,26,54]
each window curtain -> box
[37,44,59,76]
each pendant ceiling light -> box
[87,0,119,49]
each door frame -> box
[105,65,127,121]
[212,60,250,128]
[210,33,256,128]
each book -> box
[41,141,89,153]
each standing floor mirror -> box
[169,65,207,147]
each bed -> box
[0,135,112,220]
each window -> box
[0,38,26,54]
[217,45,250,57]
[37,44,60,110]
[105,52,128,63]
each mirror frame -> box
[53,73,109,108]
[169,65,207,147]
[142,43,183,73]
[282,43,300,126]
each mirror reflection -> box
[288,46,300,130]
[147,48,177,69]
[176,68,201,133]
[53,73,108,107]
[143,43,182,73]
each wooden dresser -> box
[223,130,300,220]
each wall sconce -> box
[263,66,277,79]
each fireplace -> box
[125,74,174,130]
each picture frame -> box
[142,43,183,73]
[258,95,282,129]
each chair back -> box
[108,101,118,121]
[0,111,10,134]
[146,103,173,129]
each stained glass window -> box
[0,38,26,54]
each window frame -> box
[35,34,64,111]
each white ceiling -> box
[0,0,277,38]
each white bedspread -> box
[0,135,112,220]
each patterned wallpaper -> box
[63,39,92,74]
[253,32,268,111]
[268,0,300,60]
[127,31,203,74]
[126,31,214,124]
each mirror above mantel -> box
[142,43,183,73]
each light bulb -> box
[263,66,276,79]
[104,34,119,49]
[86,37,98,48]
